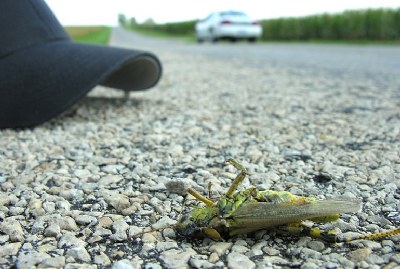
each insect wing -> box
[230,198,361,229]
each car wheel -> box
[248,37,257,43]
[209,28,218,43]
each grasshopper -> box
[141,159,400,243]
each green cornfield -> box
[261,8,400,41]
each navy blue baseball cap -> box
[0,0,162,129]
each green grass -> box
[129,25,195,42]
[65,26,111,44]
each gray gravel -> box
[1,28,399,269]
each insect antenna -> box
[131,225,177,238]
[338,227,400,243]
[132,191,193,238]
[134,186,213,238]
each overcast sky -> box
[45,0,400,25]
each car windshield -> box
[219,11,247,17]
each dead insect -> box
[139,159,400,243]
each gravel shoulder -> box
[0,28,399,269]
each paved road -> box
[111,27,400,84]
[2,27,399,269]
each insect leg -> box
[283,223,339,243]
[207,182,213,198]
[187,188,214,206]
[202,227,223,240]
[225,159,248,198]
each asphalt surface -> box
[111,27,400,84]
[1,28,399,269]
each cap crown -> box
[0,0,70,58]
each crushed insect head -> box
[174,214,202,237]
[174,202,224,239]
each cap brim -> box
[0,40,162,128]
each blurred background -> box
[45,0,400,44]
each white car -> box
[195,11,262,43]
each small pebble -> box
[347,248,372,263]
[0,193,11,206]
[66,246,91,263]
[307,240,325,252]
[209,242,233,256]
[75,214,98,226]
[160,249,196,269]
[227,252,255,269]
[0,219,24,242]
[58,232,86,248]
[110,219,129,241]
[44,223,61,238]
[0,242,22,256]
